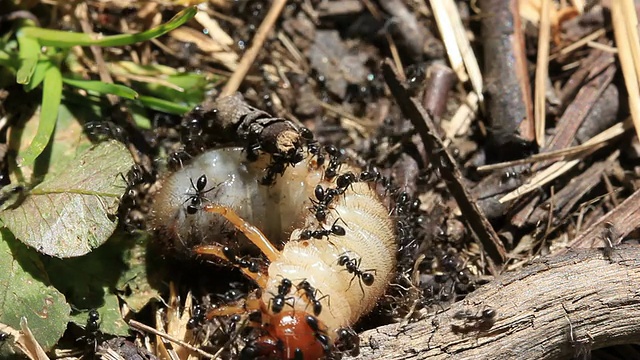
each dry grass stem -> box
[130,320,216,359]
[477,118,634,172]
[430,0,468,82]
[612,0,640,141]
[443,0,483,103]
[499,119,633,203]
[534,0,552,146]
[550,28,605,60]
[220,0,288,96]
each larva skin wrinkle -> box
[149,147,323,252]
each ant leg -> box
[205,297,262,319]
[203,205,280,262]
[194,244,268,288]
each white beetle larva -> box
[149,146,397,359]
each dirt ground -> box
[1,1,640,359]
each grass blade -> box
[137,95,192,114]
[62,78,138,99]
[24,61,52,92]
[19,65,62,166]
[20,7,197,48]
[16,29,41,85]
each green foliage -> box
[5,6,198,165]
[0,230,71,350]
[1,141,134,258]
[0,5,206,355]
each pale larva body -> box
[150,147,322,252]
[271,182,397,336]
[150,147,397,358]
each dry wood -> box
[352,247,640,360]
[566,185,640,250]
[479,0,534,149]
[382,59,506,265]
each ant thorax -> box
[150,147,324,252]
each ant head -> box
[250,311,329,360]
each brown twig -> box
[479,0,534,152]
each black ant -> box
[222,246,262,273]
[304,315,331,354]
[451,306,497,333]
[188,304,206,330]
[336,172,357,193]
[300,219,346,240]
[297,280,330,316]
[184,174,219,215]
[336,327,360,356]
[83,309,101,351]
[324,145,343,179]
[269,278,295,313]
[307,143,326,167]
[358,167,380,182]
[309,185,341,223]
[337,254,376,294]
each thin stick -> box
[612,0,640,141]
[430,0,468,82]
[498,119,631,203]
[476,118,633,172]
[534,0,551,146]
[220,0,288,96]
[129,320,216,359]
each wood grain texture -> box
[352,246,640,360]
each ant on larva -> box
[269,278,295,314]
[297,280,330,317]
[300,218,347,240]
[183,174,220,215]
[337,254,377,294]
[149,95,397,359]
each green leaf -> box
[137,95,192,114]
[1,141,134,258]
[0,230,71,350]
[63,78,138,99]
[16,28,40,85]
[132,72,208,105]
[20,7,197,48]
[116,232,160,312]
[23,60,52,92]
[44,235,130,336]
[18,65,62,166]
[68,291,128,336]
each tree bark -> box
[352,246,640,360]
